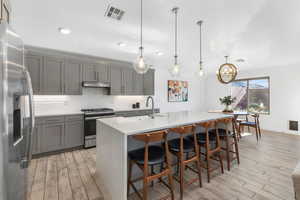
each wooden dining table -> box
[208,110,253,137]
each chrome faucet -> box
[146,96,155,118]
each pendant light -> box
[197,20,204,77]
[216,56,238,84]
[133,0,149,74]
[169,7,180,77]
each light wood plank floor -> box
[28,130,300,200]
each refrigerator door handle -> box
[21,70,35,169]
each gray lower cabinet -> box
[31,124,42,155]
[25,54,42,94]
[42,56,64,94]
[33,115,84,155]
[41,122,65,153]
[64,59,82,95]
[64,120,84,149]
[143,69,155,96]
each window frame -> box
[231,76,270,115]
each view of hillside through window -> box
[231,78,270,114]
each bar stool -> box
[127,130,174,200]
[209,117,240,171]
[196,120,224,183]
[168,125,202,200]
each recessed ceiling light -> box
[118,42,126,47]
[58,27,71,35]
[156,51,164,56]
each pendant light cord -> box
[173,8,179,65]
[140,0,143,57]
[199,21,202,65]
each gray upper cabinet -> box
[83,62,110,83]
[25,54,42,94]
[123,68,134,95]
[83,63,97,82]
[25,46,155,96]
[96,63,110,83]
[133,72,144,95]
[110,65,123,95]
[64,59,82,95]
[110,63,135,95]
[143,69,155,96]
[42,56,64,95]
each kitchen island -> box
[96,111,231,200]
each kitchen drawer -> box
[43,116,65,124]
[65,114,83,122]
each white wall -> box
[34,67,205,115]
[204,64,300,134]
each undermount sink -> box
[125,114,167,120]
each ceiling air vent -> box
[105,5,125,20]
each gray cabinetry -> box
[42,56,64,94]
[110,65,123,95]
[41,122,65,153]
[25,54,42,94]
[25,46,155,96]
[83,62,110,83]
[33,114,84,156]
[96,63,110,83]
[110,63,136,95]
[31,125,42,155]
[133,73,144,95]
[123,68,134,95]
[65,115,84,148]
[64,59,82,95]
[143,69,155,96]
[83,63,97,82]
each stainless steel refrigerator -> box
[0,22,34,200]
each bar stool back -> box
[127,130,174,200]
[168,125,202,200]
[213,117,240,171]
[196,120,224,183]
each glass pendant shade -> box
[169,64,180,77]
[198,63,204,77]
[134,55,149,74]
[133,0,149,74]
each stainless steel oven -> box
[81,108,115,148]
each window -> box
[231,77,270,114]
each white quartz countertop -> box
[97,111,232,135]
[35,111,83,117]
[34,108,158,117]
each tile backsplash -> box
[34,88,149,114]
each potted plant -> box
[219,95,236,113]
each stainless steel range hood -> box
[82,81,110,88]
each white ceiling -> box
[10,0,300,73]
